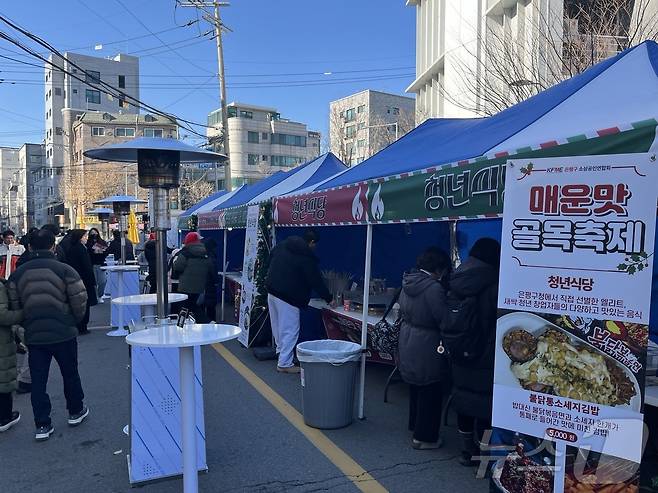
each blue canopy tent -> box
[272,41,658,418]
[192,153,346,323]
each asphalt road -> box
[0,302,489,493]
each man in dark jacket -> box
[105,230,135,262]
[265,230,333,373]
[8,229,90,442]
[448,237,500,466]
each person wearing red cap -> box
[172,232,217,321]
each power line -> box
[0,16,213,137]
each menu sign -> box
[237,205,260,347]
[493,154,657,492]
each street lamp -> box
[84,137,226,324]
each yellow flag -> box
[127,210,140,244]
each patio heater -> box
[84,138,226,323]
[87,207,113,239]
[94,196,146,266]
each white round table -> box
[112,293,188,325]
[126,323,240,493]
[102,265,141,337]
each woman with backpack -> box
[397,247,451,450]
[447,237,500,466]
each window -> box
[271,133,307,147]
[357,105,365,113]
[357,122,366,130]
[247,154,259,165]
[387,106,400,115]
[72,89,77,94]
[85,89,101,104]
[144,128,163,138]
[47,187,54,196]
[119,98,127,108]
[344,108,356,122]
[85,70,100,83]
[48,168,54,177]
[357,139,365,148]
[345,125,356,138]
[239,110,253,119]
[56,167,63,175]
[271,155,303,167]
[55,127,63,135]
[92,127,105,136]
[115,128,135,137]
[268,112,280,121]
[227,107,237,118]
[247,131,259,144]
[262,155,268,161]
[118,75,125,88]
[54,87,62,96]
[262,132,268,140]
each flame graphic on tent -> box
[352,187,365,221]
[273,200,279,223]
[371,185,385,220]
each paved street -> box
[0,302,488,493]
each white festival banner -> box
[493,153,658,493]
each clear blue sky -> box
[0,1,415,148]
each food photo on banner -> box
[492,152,658,492]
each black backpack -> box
[440,289,488,364]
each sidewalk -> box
[0,303,489,493]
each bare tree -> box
[329,104,418,165]
[178,173,214,211]
[439,0,658,116]
[62,162,144,227]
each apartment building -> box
[44,52,139,218]
[65,111,177,226]
[406,0,650,119]
[207,102,321,189]
[0,147,21,232]
[329,90,415,165]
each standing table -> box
[126,323,240,493]
[102,265,140,336]
[112,293,188,327]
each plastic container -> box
[296,340,361,429]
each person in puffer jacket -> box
[0,278,22,432]
[448,237,500,466]
[8,229,90,442]
[398,247,451,450]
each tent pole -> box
[221,228,227,322]
[358,223,373,420]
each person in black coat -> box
[105,230,135,262]
[203,238,219,322]
[398,247,451,450]
[86,228,108,301]
[448,238,500,466]
[265,230,333,373]
[143,233,157,294]
[66,229,97,334]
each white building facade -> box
[0,147,21,232]
[406,0,649,119]
[45,52,139,220]
[329,90,415,165]
[207,103,321,189]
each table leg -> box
[108,271,129,337]
[180,346,198,493]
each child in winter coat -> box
[0,279,23,431]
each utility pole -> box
[180,1,232,191]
